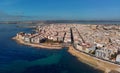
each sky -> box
[0,0,120,20]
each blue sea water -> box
[0,24,103,73]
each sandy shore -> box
[12,37,62,50]
[12,36,120,73]
[68,46,120,73]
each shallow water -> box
[0,24,103,73]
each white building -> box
[76,44,83,51]
[16,32,25,40]
[24,36,31,43]
[31,37,40,44]
[95,48,114,60]
[116,54,120,63]
[64,37,71,43]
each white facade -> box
[31,37,40,44]
[24,37,31,43]
[64,37,71,43]
[95,48,114,60]
[76,44,83,51]
[116,54,120,62]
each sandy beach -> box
[12,37,62,50]
[12,36,120,73]
[68,46,120,73]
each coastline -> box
[68,46,120,73]
[12,36,120,73]
[12,37,62,50]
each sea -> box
[0,24,105,73]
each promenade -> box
[68,46,120,73]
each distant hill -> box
[0,20,120,24]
